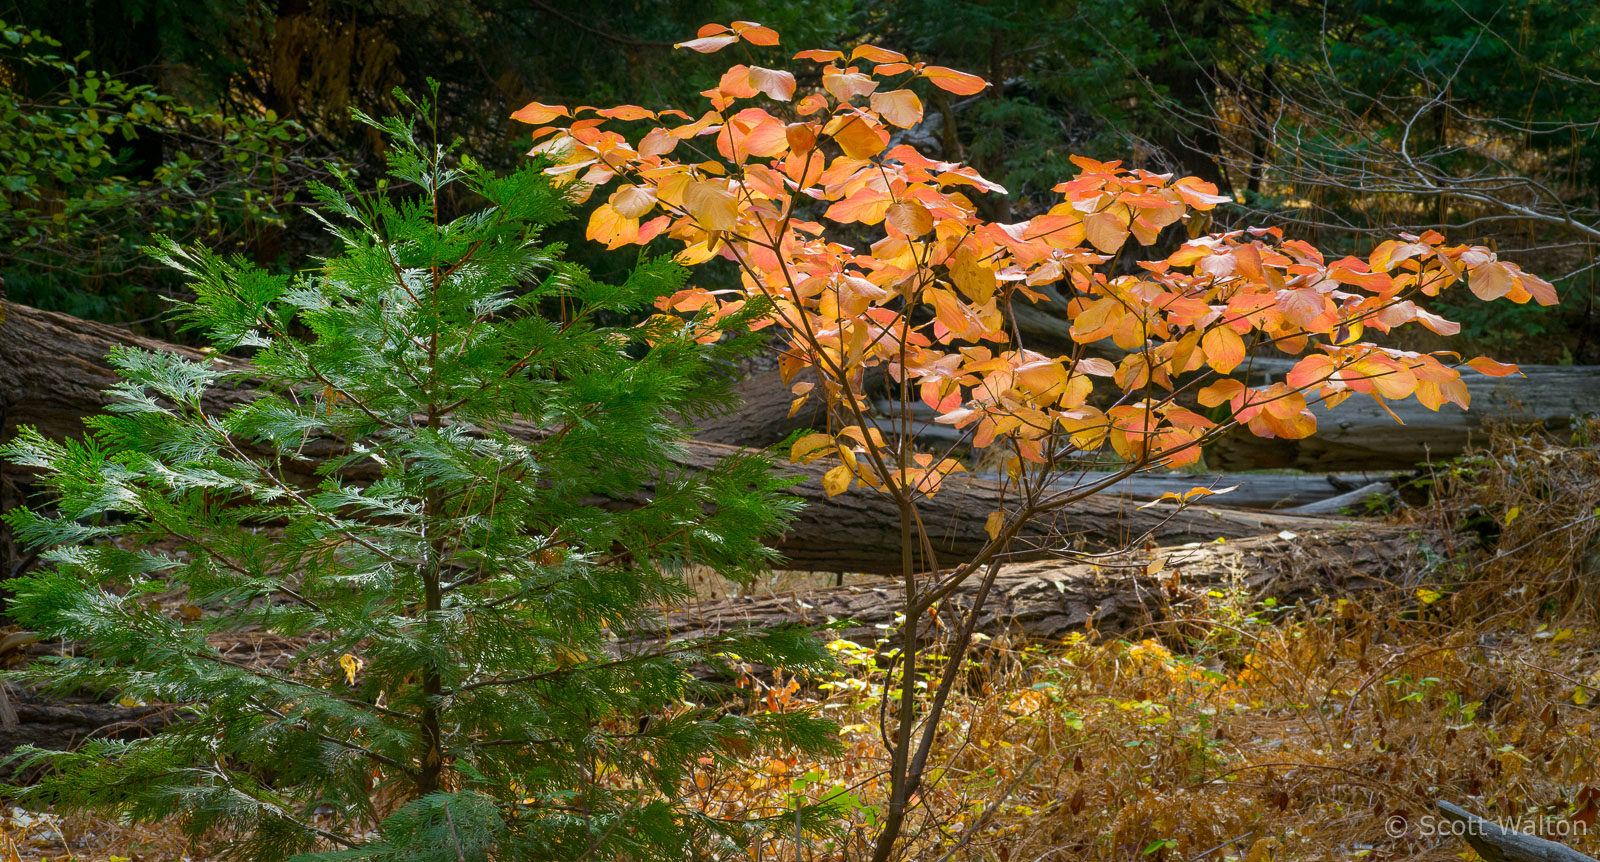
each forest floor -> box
[1,424,1597,862]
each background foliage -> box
[1,0,1593,355]
[1,0,1594,356]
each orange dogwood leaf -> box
[886,200,934,237]
[824,113,888,159]
[921,65,988,95]
[852,44,907,64]
[510,101,569,124]
[731,20,780,45]
[683,180,739,231]
[1201,326,1245,374]
[1465,357,1521,377]
[1083,209,1130,254]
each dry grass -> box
[711,586,1600,861]
[4,421,1597,861]
[0,805,206,861]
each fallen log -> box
[875,362,1600,475]
[598,434,1352,573]
[1435,801,1600,862]
[0,526,1427,768]
[657,524,1429,645]
[0,692,183,779]
[974,470,1398,510]
[1209,362,1600,471]
[687,366,886,448]
[1283,481,1396,515]
[0,300,1351,574]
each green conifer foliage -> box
[0,93,839,860]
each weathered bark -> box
[1284,481,1396,515]
[0,692,183,778]
[951,469,1396,510]
[655,524,1431,645]
[0,300,253,445]
[686,366,887,448]
[0,300,1345,573]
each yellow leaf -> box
[790,432,835,464]
[1574,686,1591,706]
[984,510,1004,541]
[949,245,996,304]
[609,184,657,218]
[824,113,887,159]
[339,653,363,685]
[831,452,857,487]
[1415,588,1442,605]
[553,644,588,668]
[822,464,852,497]
[585,204,638,249]
[1333,320,1365,345]
[886,200,934,237]
[683,180,740,231]
[1504,506,1521,525]
[1004,689,1048,716]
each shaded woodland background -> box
[3,0,1597,364]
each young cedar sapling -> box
[0,88,841,861]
